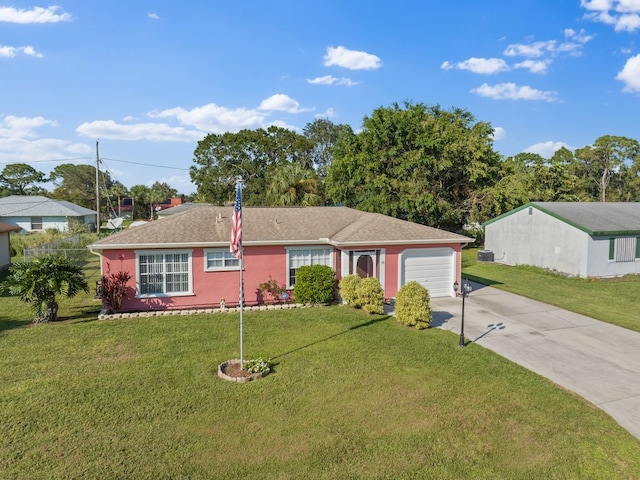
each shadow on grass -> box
[272,315,390,360]
[462,274,504,287]
[0,317,32,332]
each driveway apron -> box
[430,282,640,440]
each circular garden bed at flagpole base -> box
[217,359,268,383]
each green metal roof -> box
[483,202,640,236]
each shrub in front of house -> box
[395,281,432,329]
[257,276,286,304]
[355,277,384,314]
[293,265,335,304]
[338,274,361,307]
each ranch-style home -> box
[88,205,472,312]
[0,195,97,233]
[483,201,640,278]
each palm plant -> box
[1,254,89,323]
[267,162,320,206]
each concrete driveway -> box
[429,282,640,440]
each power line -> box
[101,157,190,171]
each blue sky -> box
[1,1,640,194]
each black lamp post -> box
[453,280,472,347]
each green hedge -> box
[395,281,432,329]
[293,265,335,304]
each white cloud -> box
[323,46,381,70]
[564,28,595,43]
[316,108,336,119]
[492,127,506,141]
[77,120,204,142]
[525,141,573,158]
[504,39,586,58]
[0,45,43,58]
[0,115,57,138]
[581,0,613,10]
[582,0,640,31]
[0,6,72,23]
[504,40,557,57]
[440,57,509,74]
[513,59,550,73]
[307,75,359,86]
[259,94,311,113]
[151,103,267,132]
[616,53,640,91]
[79,96,310,142]
[148,13,160,20]
[0,115,90,165]
[471,82,559,101]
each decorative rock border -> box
[217,359,267,383]
[98,302,306,320]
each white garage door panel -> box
[401,248,454,298]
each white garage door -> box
[400,248,455,298]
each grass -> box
[1,293,640,477]
[1,248,639,477]
[462,248,640,333]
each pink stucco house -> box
[88,205,472,312]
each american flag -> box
[230,182,242,259]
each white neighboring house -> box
[0,195,97,233]
[0,221,21,271]
[484,202,640,278]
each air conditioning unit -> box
[477,250,494,263]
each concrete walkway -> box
[427,282,640,440]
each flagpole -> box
[230,177,245,370]
[239,246,244,369]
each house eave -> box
[88,236,474,251]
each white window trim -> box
[203,248,241,271]
[285,246,333,289]
[135,249,193,298]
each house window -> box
[31,217,43,230]
[287,247,332,287]
[204,249,240,271]
[609,238,638,263]
[136,250,192,296]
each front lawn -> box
[1,304,639,478]
[462,248,640,333]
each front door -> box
[356,254,374,278]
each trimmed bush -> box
[395,281,432,329]
[293,265,335,304]
[338,274,361,306]
[355,277,384,314]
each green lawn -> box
[462,248,640,333]
[1,290,640,477]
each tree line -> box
[3,101,640,233]
[190,102,640,233]
[0,163,181,221]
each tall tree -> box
[326,102,501,231]
[1,254,89,323]
[190,126,313,205]
[0,163,47,195]
[129,184,151,219]
[266,162,320,206]
[50,163,112,210]
[574,135,640,202]
[108,181,129,217]
[303,118,350,178]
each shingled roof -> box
[0,195,96,217]
[484,202,640,235]
[89,205,472,250]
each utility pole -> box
[96,140,100,234]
